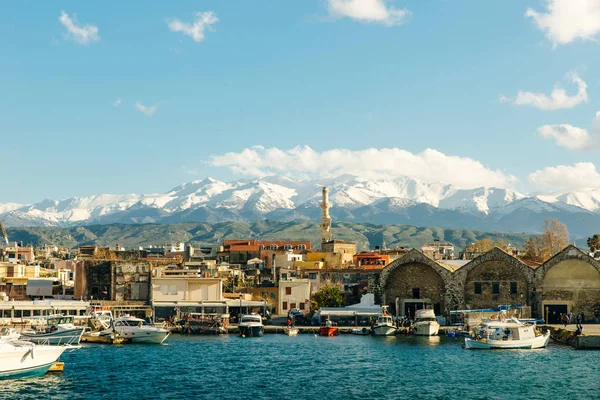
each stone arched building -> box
[374,245,600,322]
[378,249,454,316]
[534,245,600,323]
[454,247,535,311]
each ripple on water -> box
[0,335,598,400]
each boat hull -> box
[319,327,339,337]
[21,328,85,345]
[413,322,440,336]
[0,342,67,380]
[129,331,170,344]
[372,325,397,336]
[285,328,299,336]
[464,333,550,350]
[239,325,264,337]
[182,321,228,335]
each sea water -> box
[0,334,597,400]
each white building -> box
[278,278,311,314]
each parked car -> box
[288,310,307,325]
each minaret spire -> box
[320,186,332,245]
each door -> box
[545,304,567,324]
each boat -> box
[372,307,397,336]
[351,327,371,335]
[0,339,68,379]
[412,309,440,336]
[285,327,299,336]
[238,314,264,337]
[180,312,228,335]
[20,315,85,345]
[464,318,550,349]
[0,327,21,341]
[98,315,170,344]
[319,319,339,337]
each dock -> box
[47,362,64,373]
[542,324,600,349]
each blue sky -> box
[2,0,600,203]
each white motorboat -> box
[464,318,550,350]
[413,309,440,336]
[20,315,84,345]
[0,339,67,379]
[238,314,264,337]
[285,327,299,336]
[372,307,397,336]
[99,315,170,344]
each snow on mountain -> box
[1,175,600,232]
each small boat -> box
[238,314,264,337]
[285,327,299,336]
[351,327,371,335]
[372,307,397,336]
[319,319,339,337]
[464,318,550,350]
[0,339,68,379]
[98,315,170,344]
[20,315,85,345]
[413,309,440,336]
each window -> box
[269,244,278,250]
[510,282,517,295]
[270,293,276,299]
[169,285,178,295]
[283,244,292,250]
[290,303,297,309]
[161,285,169,295]
[412,288,420,299]
[297,244,306,250]
[299,303,305,310]
[261,292,268,298]
[492,282,500,294]
[282,301,288,310]
[285,287,292,295]
[308,273,317,280]
[474,282,482,295]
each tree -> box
[522,219,569,262]
[312,284,343,309]
[587,234,600,253]
[542,218,569,257]
[466,238,510,253]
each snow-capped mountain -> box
[2,175,600,238]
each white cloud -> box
[537,124,592,150]
[504,72,587,111]
[135,101,157,116]
[529,162,600,190]
[526,0,600,46]
[167,12,218,42]
[209,146,515,189]
[327,0,411,26]
[537,110,600,150]
[113,98,122,107]
[58,11,100,45]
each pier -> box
[543,324,600,349]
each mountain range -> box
[2,175,600,239]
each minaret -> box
[320,187,332,245]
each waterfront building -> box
[278,278,310,314]
[0,299,90,322]
[374,244,600,323]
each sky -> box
[2,0,600,204]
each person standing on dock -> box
[561,313,568,327]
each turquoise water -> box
[0,335,598,400]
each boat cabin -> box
[115,318,152,328]
[240,314,262,324]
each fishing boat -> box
[412,309,440,336]
[372,307,397,336]
[464,318,550,349]
[238,314,264,337]
[319,318,339,337]
[98,315,170,344]
[0,339,68,379]
[20,315,85,345]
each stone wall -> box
[383,262,446,314]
